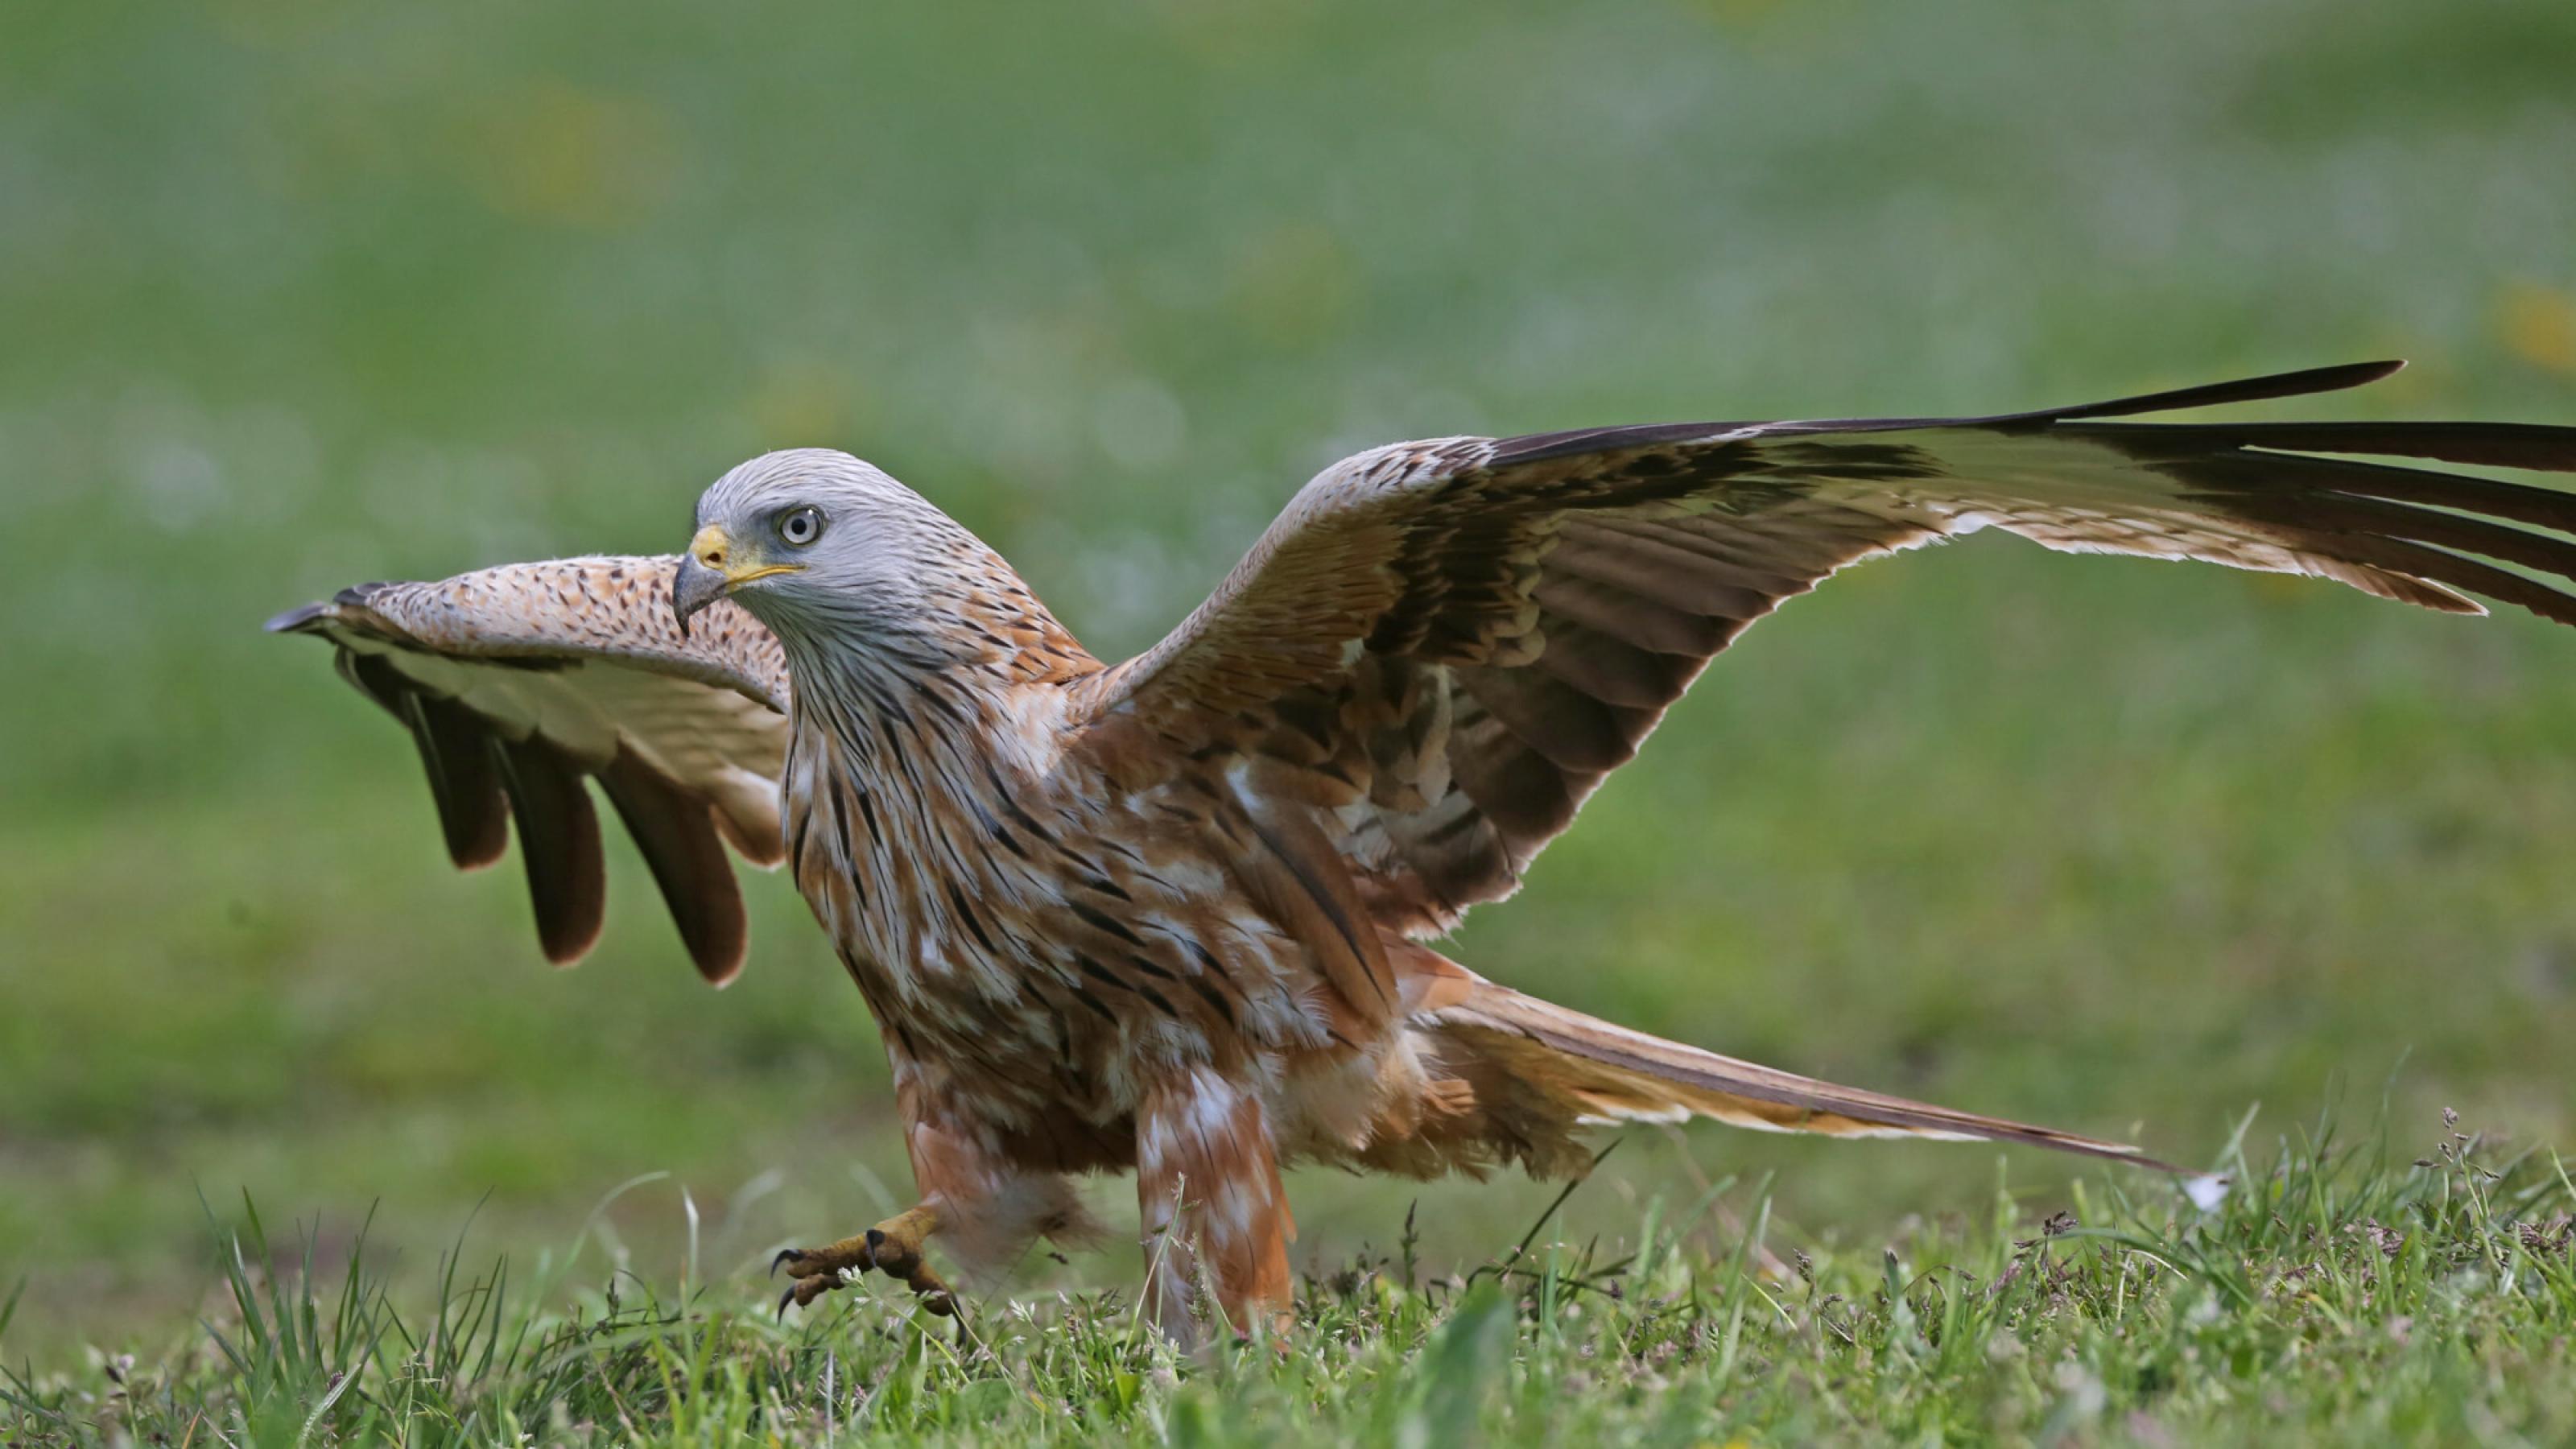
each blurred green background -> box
[4,0,2573,1360]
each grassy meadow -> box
[3,0,2574,1440]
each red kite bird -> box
[273,361,2576,1338]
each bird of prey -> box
[272,361,2576,1339]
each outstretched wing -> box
[270,555,792,984]
[1075,361,2576,939]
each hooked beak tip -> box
[671,551,728,638]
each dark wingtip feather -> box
[600,749,753,985]
[490,736,609,967]
[1492,362,2423,469]
[337,654,511,870]
[2074,420,2576,479]
[407,692,512,871]
[2043,360,2406,423]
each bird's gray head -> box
[671,448,966,647]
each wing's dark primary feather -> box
[336,651,514,870]
[1486,359,2420,466]
[598,748,753,980]
[489,733,609,965]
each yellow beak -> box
[671,525,803,634]
[690,525,806,586]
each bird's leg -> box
[1136,1065,1295,1345]
[773,1064,1092,1324]
[772,1203,954,1315]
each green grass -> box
[9,1110,2574,1445]
[5,0,2576,1439]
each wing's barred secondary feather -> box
[275,363,2572,1339]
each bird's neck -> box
[936,571,1104,690]
[767,570,1100,758]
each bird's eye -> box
[777,506,824,547]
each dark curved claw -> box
[770,1248,802,1278]
[776,1286,797,1321]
